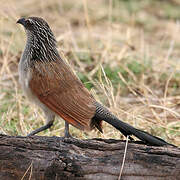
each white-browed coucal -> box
[17,17,170,146]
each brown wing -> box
[29,59,96,130]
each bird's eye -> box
[26,19,33,25]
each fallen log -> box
[0,135,179,180]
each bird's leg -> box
[64,121,72,138]
[27,121,53,136]
[27,113,55,137]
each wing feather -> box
[29,59,96,130]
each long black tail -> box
[93,102,172,146]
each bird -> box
[17,16,170,146]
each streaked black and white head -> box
[17,17,59,62]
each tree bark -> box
[0,135,179,180]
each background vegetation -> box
[0,0,179,146]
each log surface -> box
[0,135,179,180]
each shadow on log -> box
[0,134,179,180]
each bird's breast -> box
[18,58,34,100]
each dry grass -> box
[0,0,179,146]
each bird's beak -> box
[16,18,26,26]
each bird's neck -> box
[24,32,60,63]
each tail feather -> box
[93,102,172,146]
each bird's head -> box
[17,17,58,61]
[17,17,56,46]
[17,17,51,34]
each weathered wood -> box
[0,135,179,180]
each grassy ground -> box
[0,0,179,146]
